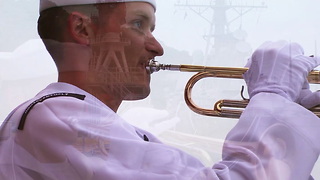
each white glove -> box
[244,41,320,102]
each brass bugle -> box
[147,60,320,118]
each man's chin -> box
[124,86,151,100]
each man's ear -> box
[68,12,92,45]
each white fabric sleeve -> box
[221,92,320,180]
[297,82,320,109]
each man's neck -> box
[58,71,123,112]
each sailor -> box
[0,0,320,179]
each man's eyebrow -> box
[135,11,150,20]
[133,11,156,31]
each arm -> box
[219,41,320,179]
[222,92,319,179]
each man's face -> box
[88,2,163,100]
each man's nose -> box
[145,35,164,57]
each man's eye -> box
[133,21,142,29]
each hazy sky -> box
[154,0,320,55]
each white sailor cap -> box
[40,0,156,12]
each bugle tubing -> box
[147,60,320,118]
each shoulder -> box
[4,82,101,133]
[0,92,89,152]
[8,83,107,130]
[15,92,86,130]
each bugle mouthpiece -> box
[146,59,180,74]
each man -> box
[0,0,320,179]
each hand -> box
[243,41,320,102]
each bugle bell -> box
[146,60,320,118]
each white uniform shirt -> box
[0,82,319,180]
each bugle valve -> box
[146,60,320,118]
